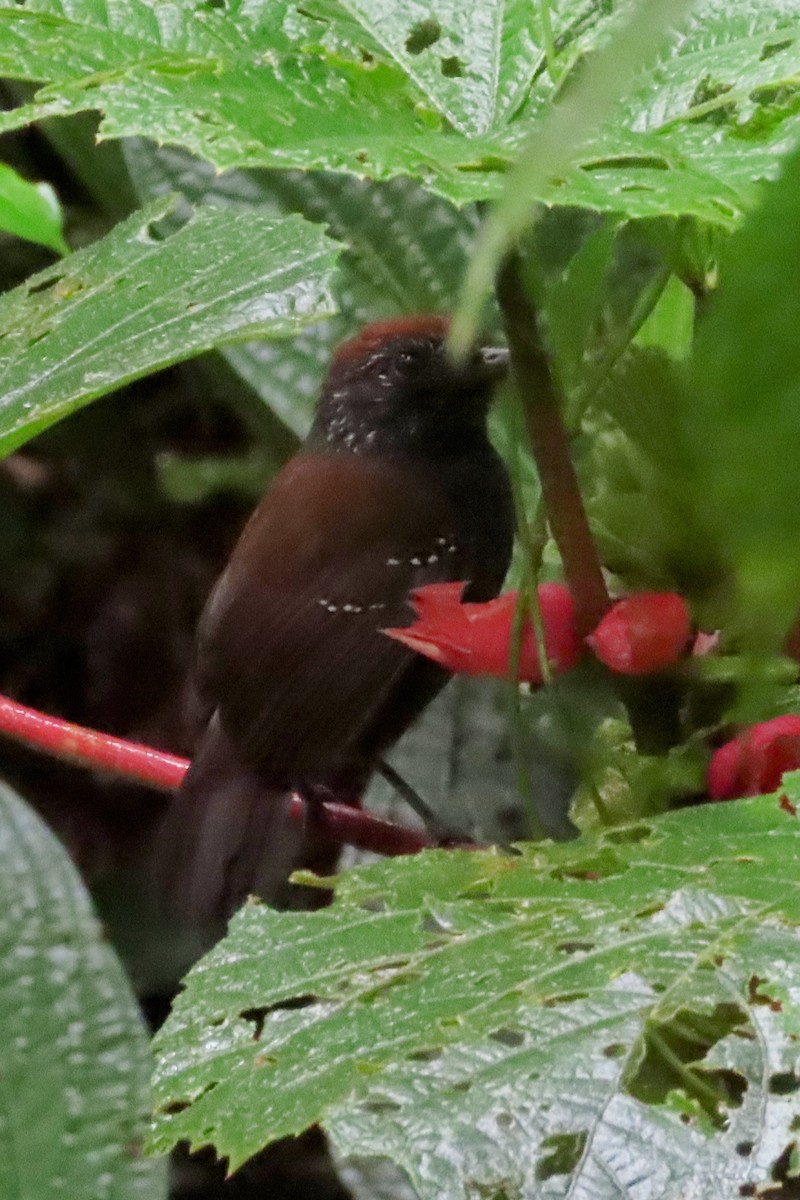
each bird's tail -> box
[152,712,300,924]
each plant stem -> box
[497,251,611,639]
[0,693,188,791]
[0,693,435,857]
[505,475,549,838]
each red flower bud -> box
[708,715,800,800]
[383,582,581,682]
[586,592,692,676]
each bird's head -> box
[313,315,509,458]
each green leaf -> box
[122,140,477,436]
[635,274,694,360]
[0,161,68,254]
[151,790,800,1198]
[582,408,723,598]
[686,138,800,644]
[0,780,166,1199]
[288,0,543,138]
[544,218,621,392]
[0,196,340,456]
[0,0,797,217]
[449,0,695,352]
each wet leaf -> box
[0,781,166,1199]
[152,787,800,1198]
[0,0,797,217]
[0,195,340,455]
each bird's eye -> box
[394,341,432,373]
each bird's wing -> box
[195,452,472,777]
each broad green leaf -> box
[0,195,340,456]
[0,0,797,217]
[686,137,800,644]
[543,218,621,393]
[151,789,800,1199]
[634,274,694,360]
[450,0,694,351]
[580,350,725,597]
[0,781,166,1199]
[0,160,68,254]
[122,140,477,436]
[283,0,543,138]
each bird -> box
[155,314,515,922]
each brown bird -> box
[157,315,514,921]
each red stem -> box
[0,694,433,857]
[497,253,611,637]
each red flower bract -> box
[708,715,800,800]
[586,592,692,676]
[383,582,581,682]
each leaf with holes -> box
[0,781,166,1199]
[0,195,340,456]
[0,0,798,218]
[151,787,800,1199]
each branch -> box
[496,252,611,638]
[495,255,686,754]
[0,694,433,857]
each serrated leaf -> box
[151,790,800,1199]
[0,0,797,217]
[0,780,166,1199]
[0,195,340,455]
[0,160,68,254]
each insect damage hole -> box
[405,18,441,54]
[768,1071,800,1095]
[489,1027,526,1048]
[760,37,794,61]
[625,1002,749,1128]
[441,56,464,77]
[535,1131,588,1181]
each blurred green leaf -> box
[151,789,800,1199]
[544,218,620,392]
[592,347,690,473]
[0,780,166,1199]
[635,274,695,359]
[0,195,340,456]
[0,161,68,254]
[687,138,800,643]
